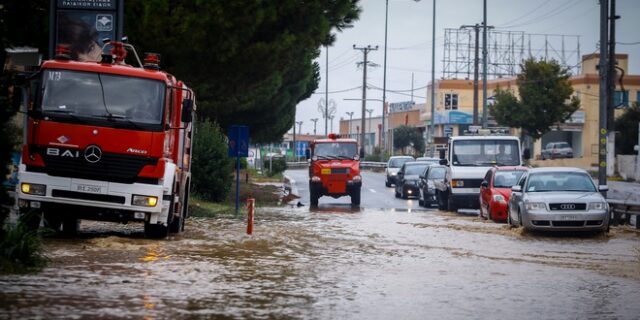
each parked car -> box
[395,161,432,199]
[385,156,414,187]
[541,142,573,160]
[507,167,609,232]
[479,166,528,221]
[415,157,441,165]
[418,165,446,207]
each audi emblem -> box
[560,204,576,210]
[84,145,102,163]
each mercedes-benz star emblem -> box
[84,145,102,163]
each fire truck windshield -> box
[40,70,165,130]
[314,142,357,159]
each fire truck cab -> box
[306,134,361,206]
[16,42,195,238]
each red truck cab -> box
[307,134,362,206]
[16,43,195,238]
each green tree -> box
[191,120,234,202]
[393,125,424,156]
[614,102,640,154]
[124,1,360,143]
[490,58,580,140]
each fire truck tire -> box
[43,212,62,232]
[351,189,361,206]
[62,217,79,237]
[19,209,42,231]
[310,189,319,207]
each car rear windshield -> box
[389,158,413,168]
[494,170,526,188]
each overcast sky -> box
[293,0,640,135]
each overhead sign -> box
[228,125,249,157]
[295,141,309,157]
[50,0,124,60]
[389,101,415,113]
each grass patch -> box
[189,169,289,218]
[0,222,48,274]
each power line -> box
[312,86,362,95]
[500,0,582,29]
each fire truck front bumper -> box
[17,168,167,223]
[310,179,362,198]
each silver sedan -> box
[507,167,609,232]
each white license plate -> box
[75,184,103,194]
[560,215,578,220]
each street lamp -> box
[345,111,354,138]
[383,0,421,160]
[296,121,303,134]
[310,118,319,135]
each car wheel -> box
[350,188,361,206]
[447,191,457,212]
[436,191,445,210]
[385,179,391,187]
[518,209,523,227]
[418,191,424,206]
[395,188,400,198]
[487,207,493,221]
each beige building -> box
[420,53,640,169]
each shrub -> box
[0,221,47,274]
[266,156,287,177]
[191,120,234,202]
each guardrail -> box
[607,199,640,229]
[286,161,387,169]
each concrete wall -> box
[617,155,639,181]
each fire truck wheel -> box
[145,220,169,239]
[19,208,42,231]
[61,217,79,237]
[351,189,361,206]
[310,189,319,207]
[43,212,62,232]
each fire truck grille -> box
[39,152,158,184]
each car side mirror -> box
[397,171,404,177]
[598,185,609,192]
[181,99,194,123]
[439,159,448,165]
[481,181,488,188]
[419,175,425,179]
[511,185,522,192]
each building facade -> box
[420,53,640,169]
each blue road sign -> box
[228,125,249,157]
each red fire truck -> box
[306,134,362,206]
[16,41,195,238]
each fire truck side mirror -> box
[359,148,364,159]
[181,99,194,123]
[11,86,22,111]
[305,148,311,159]
[523,148,531,160]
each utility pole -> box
[354,44,378,156]
[292,121,297,162]
[607,0,619,177]
[598,0,609,188]
[329,115,335,133]
[382,0,389,161]
[429,0,436,156]
[310,118,318,135]
[325,46,329,136]
[367,108,374,150]
[346,112,354,138]
[481,0,489,128]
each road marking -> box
[369,188,377,193]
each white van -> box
[434,135,523,212]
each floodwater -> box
[1,207,639,319]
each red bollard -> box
[247,198,255,235]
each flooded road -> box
[1,207,639,319]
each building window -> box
[614,90,629,108]
[444,93,458,110]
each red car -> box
[479,166,528,221]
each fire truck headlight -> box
[21,183,46,196]
[311,176,321,182]
[132,195,158,207]
[352,175,362,182]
